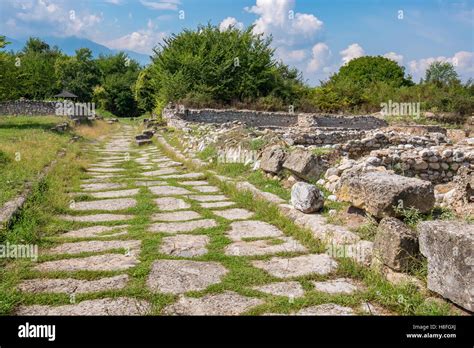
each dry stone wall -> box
[0,100,57,116]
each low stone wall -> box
[0,100,57,115]
[165,107,388,130]
[284,129,366,145]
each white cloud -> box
[219,17,244,31]
[408,51,474,80]
[105,0,122,5]
[340,43,365,65]
[307,43,331,72]
[383,52,404,65]
[276,47,307,63]
[106,19,165,54]
[140,0,180,11]
[245,0,323,45]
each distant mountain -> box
[2,36,151,66]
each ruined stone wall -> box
[164,107,388,130]
[0,101,57,115]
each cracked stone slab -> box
[71,198,137,211]
[34,254,139,272]
[193,186,220,193]
[80,183,125,191]
[225,237,307,256]
[149,185,191,195]
[59,214,134,222]
[154,197,191,211]
[59,225,129,239]
[147,260,228,294]
[163,291,264,315]
[296,303,355,316]
[160,234,210,257]
[158,161,182,168]
[253,281,305,298]
[200,201,235,209]
[142,168,179,177]
[227,221,283,241]
[152,210,201,222]
[47,240,141,255]
[18,275,129,294]
[188,195,228,202]
[252,254,338,278]
[212,208,254,220]
[89,189,140,199]
[87,167,125,173]
[135,180,166,187]
[312,278,361,295]
[148,219,217,233]
[15,297,151,316]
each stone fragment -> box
[70,198,137,211]
[89,189,140,198]
[225,237,306,256]
[149,185,191,195]
[212,208,254,220]
[291,182,324,213]
[148,219,217,233]
[260,145,287,174]
[252,281,304,298]
[227,221,283,241]
[311,278,360,294]
[283,149,326,181]
[59,225,128,238]
[59,214,134,222]
[252,254,338,278]
[34,254,139,272]
[160,234,210,257]
[152,210,201,221]
[296,303,354,315]
[154,197,191,211]
[47,240,141,255]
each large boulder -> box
[291,182,324,213]
[260,145,287,174]
[283,149,326,181]
[373,217,419,271]
[449,167,474,216]
[418,221,473,311]
[335,169,435,218]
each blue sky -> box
[1,0,473,85]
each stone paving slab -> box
[252,254,338,278]
[200,201,235,209]
[158,161,182,168]
[34,254,139,272]
[59,225,129,239]
[311,278,361,295]
[225,237,307,256]
[149,185,191,195]
[193,186,220,193]
[188,195,228,202]
[181,181,210,186]
[296,303,355,315]
[252,281,305,298]
[148,219,217,233]
[159,234,210,257]
[15,297,151,316]
[80,183,125,191]
[154,197,191,211]
[89,189,140,199]
[160,173,204,180]
[71,198,137,211]
[135,180,166,186]
[87,168,125,173]
[142,168,179,177]
[47,240,141,255]
[227,221,284,241]
[18,275,129,294]
[147,260,228,294]
[59,214,134,222]
[212,208,254,220]
[163,291,264,315]
[151,210,201,222]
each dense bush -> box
[149,24,305,111]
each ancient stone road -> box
[14,126,380,316]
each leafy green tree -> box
[55,48,100,101]
[425,61,460,86]
[134,66,155,113]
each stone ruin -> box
[161,106,474,312]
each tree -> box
[425,61,460,86]
[55,48,100,101]
[133,67,155,113]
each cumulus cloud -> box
[140,0,181,11]
[106,19,165,54]
[307,43,331,72]
[383,52,404,65]
[276,47,307,63]
[408,51,474,80]
[340,43,365,65]
[219,17,244,31]
[245,0,323,45]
